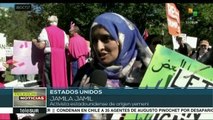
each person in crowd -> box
[73,12,153,119]
[1,59,16,83]
[85,39,92,62]
[203,47,213,67]
[74,12,153,87]
[146,34,163,53]
[191,39,212,65]
[32,15,69,88]
[143,29,149,40]
[176,36,193,57]
[67,22,89,86]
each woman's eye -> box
[92,35,113,44]
[91,36,98,44]
[100,35,113,43]
[91,38,98,44]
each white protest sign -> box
[172,34,198,49]
[172,36,179,50]
[0,33,6,71]
[168,67,212,88]
[151,67,213,120]
[11,40,39,74]
[5,47,13,57]
[186,36,197,49]
[179,33,187,42]
[172,33,187,50]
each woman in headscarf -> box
[73,12,153,88]
[73,12,153,120]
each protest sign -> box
[186,36,197,49]
[5,47,13,57]
[0,34,6,71]
[172,33,186,50]
[168,68,212,88]
[11,40,44,75]
[140,45,212,88]
[125,45,213,120]
[166,3,181,36]
[172,34,198,49]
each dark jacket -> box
[177,43,192,56]
[191,48,212,66]
[203,49,213,67]
[71,62,102,87]
[72,60,146,87]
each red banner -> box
[166,3,181,36]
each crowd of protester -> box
[0,12,212,120]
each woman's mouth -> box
[99,53,108,60]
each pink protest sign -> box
[11,40,44,75]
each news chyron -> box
[13,88,46,114]
[15,4,31,11]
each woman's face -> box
[92,27,119,66]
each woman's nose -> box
[97,40,105,51]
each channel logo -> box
[15,4,31,11]
[13,88,46,107]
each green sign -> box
[125,45,213,120]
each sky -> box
[0,3,16,8]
